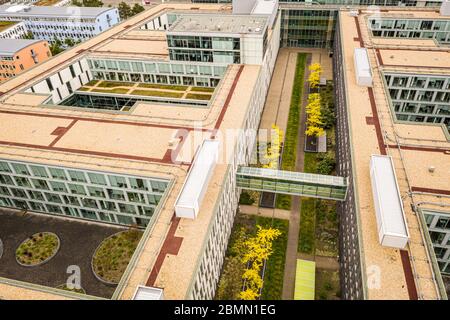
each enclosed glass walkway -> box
[236,167,348,201]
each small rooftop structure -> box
[168,14,268,35]
[175,139,220,219]
[369,155,409,249]
[132,286,164,300]
[353,48,372,87]
[441,0,450,16]
[0,39,43,56]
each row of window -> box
[0,161,167,193]
[0,196,151,227]
[87,58,227,77]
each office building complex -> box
[0,0,448,301]
[0,38,51,82]
[0,2,280,299]
[0,5,120,43]
[334,7,449,299]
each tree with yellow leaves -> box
[305,93,325,137]
[262,124,283,170]
[239,225,282,300]
[308,63,322,89]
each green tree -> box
[118,2,132,20]
[23,31,34,39]
[317,154,336,175]
[132,3,145,15]
[50,39,64,56]
[84,0,103,6]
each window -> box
[14,176,31,187]
[129,178,148,191]
[107,188,125,201]
[30,165,48,178]
[81,198,98,209]
[45,193,62,203]
[49,167,67,180]
[68,170,87,182]
[0,174,14,185]
[87,186,106,198]
[0,161,11,172]
[108,175,127,188]
[119,203,136,214]
[31,179,49,190]
[87,172,107,186]
[50,181,67,193]
[68,183,86,195]
[11,163,29,175]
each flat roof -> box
[339,8,450,300]
[168,13,268,35]
[0,39,43,56]
[0,1,261,302]
[370,155,408,237]
[0,5,115,18]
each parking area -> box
[0,209,125,299]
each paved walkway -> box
[259,49,298,138]
[297,253,340,270]
[281,53,312,300]
[239,205,290,220]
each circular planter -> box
[91,230,143,286]
[56,283,86,295]
[16,232,60,267]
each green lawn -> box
[215,214,288,300]
[96,81,134,88]
[185,93,212,101]
[92,230,143,284]
[298,82,338,256]
[131,89,184,98]
[137,83,188,91]
[191,87,215,93]
[16,232,59,266]
[276,53,308,210]
[84,80,99,86]
[91,88,129,94]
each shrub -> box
[317,154,336,175]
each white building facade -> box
[0,5,120,43]
[0,21,28,39]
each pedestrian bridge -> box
[236,166,348,201]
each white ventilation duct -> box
[175,139,220,219]
[369,155,409,249]
[354,48,373,87]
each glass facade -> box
[167,35,241,63]
[369,18,450,45]
[384,73,450,132]
[0,159,169,228]
[424,210,450,275]
[280,9,338,48]
[236,166,347,200]
[87,58,226,88]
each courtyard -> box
[0,209,128,299]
